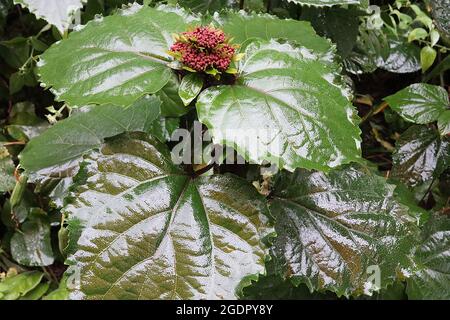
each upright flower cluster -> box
[169,26,237,74]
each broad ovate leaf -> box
[38,5,197,107]
[406,215,450,300]
[14,0,86,34]
[391,125,450,187]
[213,11,334,60]
[20,95,161,173]
[271,165,419,297]
[384,83,450,131]
[65,132,272,300]
[197,39,361,171]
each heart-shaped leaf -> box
[38,5,198,107]
[213,11,334,59]
[270,165,420,297]
[391,125,450,187]
[65,132,272,300]
[197,39,361,171]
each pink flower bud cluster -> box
[170,26,236,72]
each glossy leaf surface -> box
[406,215,450,300]
[156,73,189,117]
[179,73,203,106]
[65,132,272,300]
[20,95,161,172]
[10,218,54,267]
[213,11,334,58]
[376,35,421,73]
[271,165,419,296]
[385,83,449,125]
[391,125,450,187]
[14,0,86,34]
[197,39,361,171]
[38,5,196,107]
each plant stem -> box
[239,0,245,9]
[360,101,389,124]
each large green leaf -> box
[391,125,450,187]
[384,83,450,128]
[197,39,361,171]
[20,95,161,172]
[65,132,272,300]
[14,0,86,34]
[406,215,450,300]
[286,0,361,7]
[38,5,197,107]
[271,165,419,297]
[213,11,334,59]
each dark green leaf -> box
[271,165,419,297]
[20,95,161,172]
[376,35,421,73]
[38,5,197,107]
[384,83,450,125]
[300,7,361,58]
[391,125,450,187]
[10,217,54,267]
[197,39,361,171]
[406,215,450,300]
[179,73,203,106]
[213,11,334,58]
[431,0,450,43]
[156,73,189,116]
[65,132,272,299]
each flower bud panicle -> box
[169,26,236,72]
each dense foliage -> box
[0,0,449,300]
